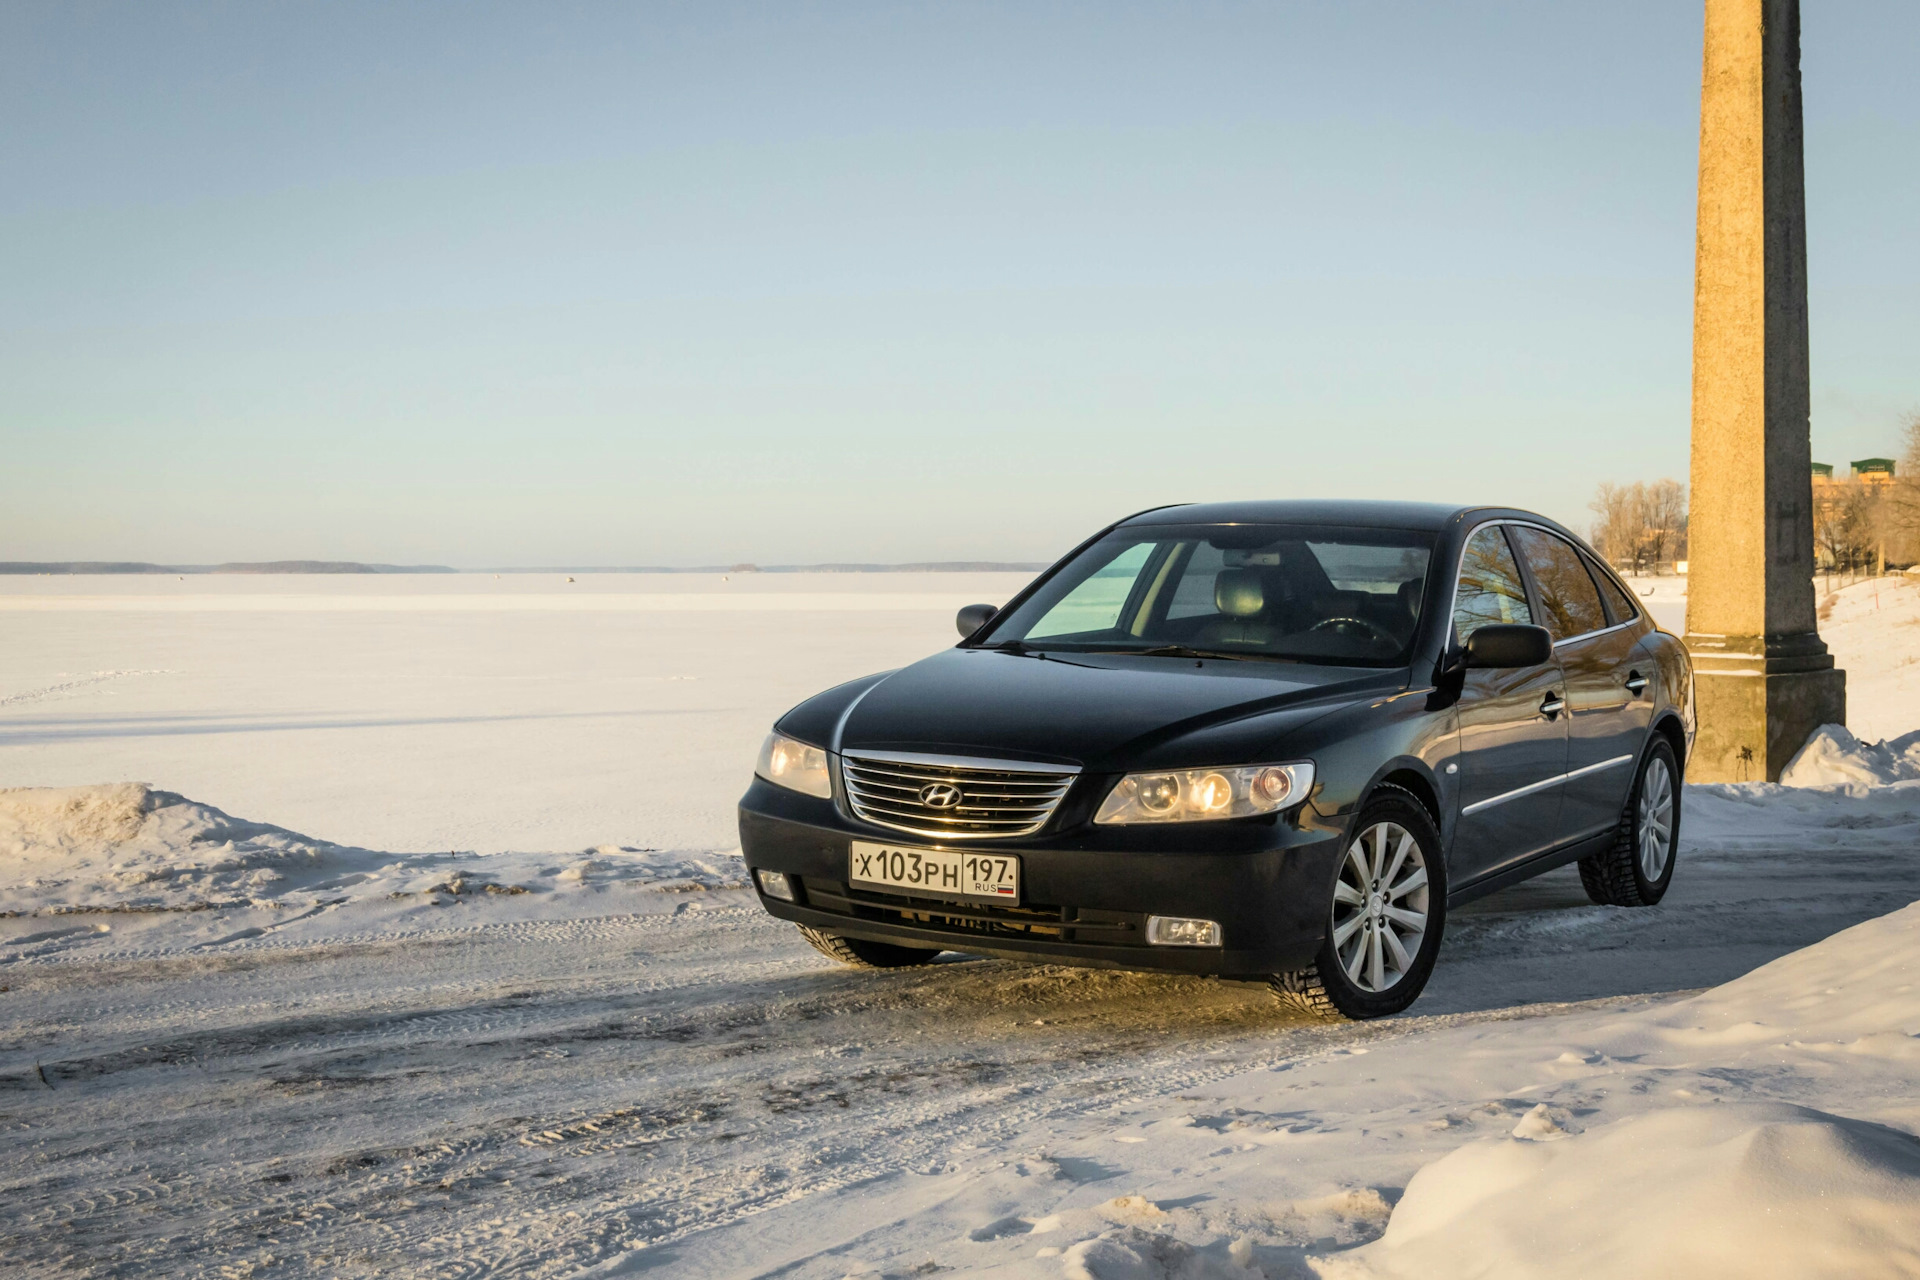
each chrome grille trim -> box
[840,751,1080,839]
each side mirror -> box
[1465,624,1553,669]
[956,603,999,639]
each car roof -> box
[1120,499,1492,532]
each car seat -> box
[1195,568,1279,646]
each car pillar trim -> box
[1459,753,1636,817]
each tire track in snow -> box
[0,669,174,707]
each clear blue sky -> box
[4,2,1915,566]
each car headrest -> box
[1398,578,1422,619]
[1214,569,1265,618]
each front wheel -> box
[797,925,942,969]
[1272,787,1448,1020]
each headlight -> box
[755,733,832,798]
[1094,761,1313,824]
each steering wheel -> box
[1307,616,1398,646]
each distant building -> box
[1811,455,1905,573]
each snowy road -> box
[6,779,1919,1277]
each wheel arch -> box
[1352,759,1446,847]
[1650,711,1687,781]
[1373,767,1441,829]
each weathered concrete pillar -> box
[1684,0,1845,781]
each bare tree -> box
[1641,479,1688,568]
[1814,483,1878,577]
[1885,410,1920,567]
[1589,479,1687,573]
[1589,483,1645,571]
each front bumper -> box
[738,777,1344,978]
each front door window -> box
[1453,525,1532,642]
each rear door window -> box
[1452,526,1532,642]
[1510,527,1607,642]
[1586,555,1640,626]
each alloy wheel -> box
[1636,756,1674,881]
[1330,821,1430,994]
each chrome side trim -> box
[1459,771,1564,817]
[1565,752,1638,782]
[1553,618,1637,649]
[1459,753,1636,817]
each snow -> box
[1784,725,1920,787]
[2,572,1920,1277]
[1623,571,1920,744]
[0,782,745,932]
[1318,1103,1920,1280]
[1310,894,1920,1280]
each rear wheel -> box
[797,925,943,969]
[1579,738,1679,907]
[1272,788,1447,1020]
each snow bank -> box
[1314,1103,1920,1280]
[0,783,744,921]
[1783,724,1920,788]
[1310,894,1920,1279]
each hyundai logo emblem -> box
[919,782,963,809]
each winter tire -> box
[1579,737,1680,907]
[1272,786,1448,1020]
[797,925,942,969]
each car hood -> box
[828,647,1401,771]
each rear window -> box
[1587,555,1640,625]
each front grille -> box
[840,751,1079,839]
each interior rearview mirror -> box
[1464,624,1553,669]
[956,603,998,638]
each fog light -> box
[1147,915,1221,947]
[756,869,796,902]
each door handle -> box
[1624,671,1648,696]
[1540,692,1566,719]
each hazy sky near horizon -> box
[4,2,1917,567]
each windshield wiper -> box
[976,640,1053,660]
[1079,644,1298,664]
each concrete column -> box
[1684,0,1844,781]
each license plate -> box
[848,841,1020,902]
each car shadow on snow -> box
[1414,850,1920,1017]
[881,827,1920,1025]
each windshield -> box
[980,524,1435,666]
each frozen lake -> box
[0,572,1036,854]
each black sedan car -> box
[739,501,1693,1019]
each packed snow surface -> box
[3,572,1920,1277]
